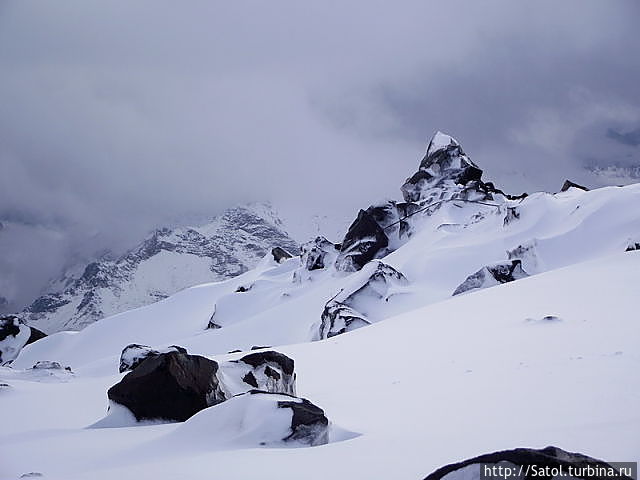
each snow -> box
[1,182,639,479]
[427,131,458,155]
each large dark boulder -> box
[453,260,528,296]
[0,315,47,365]
[335,209,389,271]
[108,352,225,422]
[118,343,188,373]
[423,446,633,480]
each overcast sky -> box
[1,0,639,311]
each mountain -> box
[2,132,638,480]
[20,204,299,333]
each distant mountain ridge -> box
[21,204,298,333]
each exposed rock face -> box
[507,240,539,274]
[452,260,529,296]
[271,246,293,263]
[22,204,299,333]
[108,352,226,422]
[0,315,47,365]
[561,180,589,192]
[335,209,390,272]
[294,236,339,282]
[334,132,525,273]
[625,241,640,252]
[118,343,188,373]
[221,350,296,396]
[401,132,484,203]
[316,261,408,339]
[423,446,633,480]
[272,392,329,446]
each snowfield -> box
[1,135,639,480]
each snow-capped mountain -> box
[2,132,638,480]
[20,204,298,333]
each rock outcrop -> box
[423,446,633,480]
[316,261,408,339]
[0,315,47,365]
[452,260,529,296]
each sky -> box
[1,0,639,312]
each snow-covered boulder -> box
[0,315,47,365]
[452,260,529,296]
[316,261,408,339]
[299,236,338,271]
[422,446,632,480]
[107,350,299,423]
[167,390,330,448]
[118,343,188,373]
[625,241,640,252]
[108,351,226,422]
[219,350,296,396]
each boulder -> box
[335,209,389,271]
[423,446,633,480]
[0,315,47,365]
[271,246,293,263]
[167,390,330,448]
[274,392,329,446]
[560,180,589,192]
[221,350,296,396]
[108,351,225,422]
[299,236,338,271]
[625,241,640,252]
[118,343,188,373]
[316,261,408,339]
[453,260,528,296]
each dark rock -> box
[561,180,589,192]
[276,394,329,446]
[271,246,293,263]
[625,242,640,252]
[27,326,47,345]
[227,349,242,354]
[453,260,529,296]
[108,351,225,422]
[235,285,252,293]
[318,302,370,339]
[0,315,47,365]
[423,446,633,480]
[118,343,189,373]
[250,345,272,351]
[503,206,520,226]
[335,209,389,271]
[242,372,259,388]
[239,351,294,376]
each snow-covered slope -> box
[20,204,298,333]
[2,133,638,480]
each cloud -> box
[0,0,639,310]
